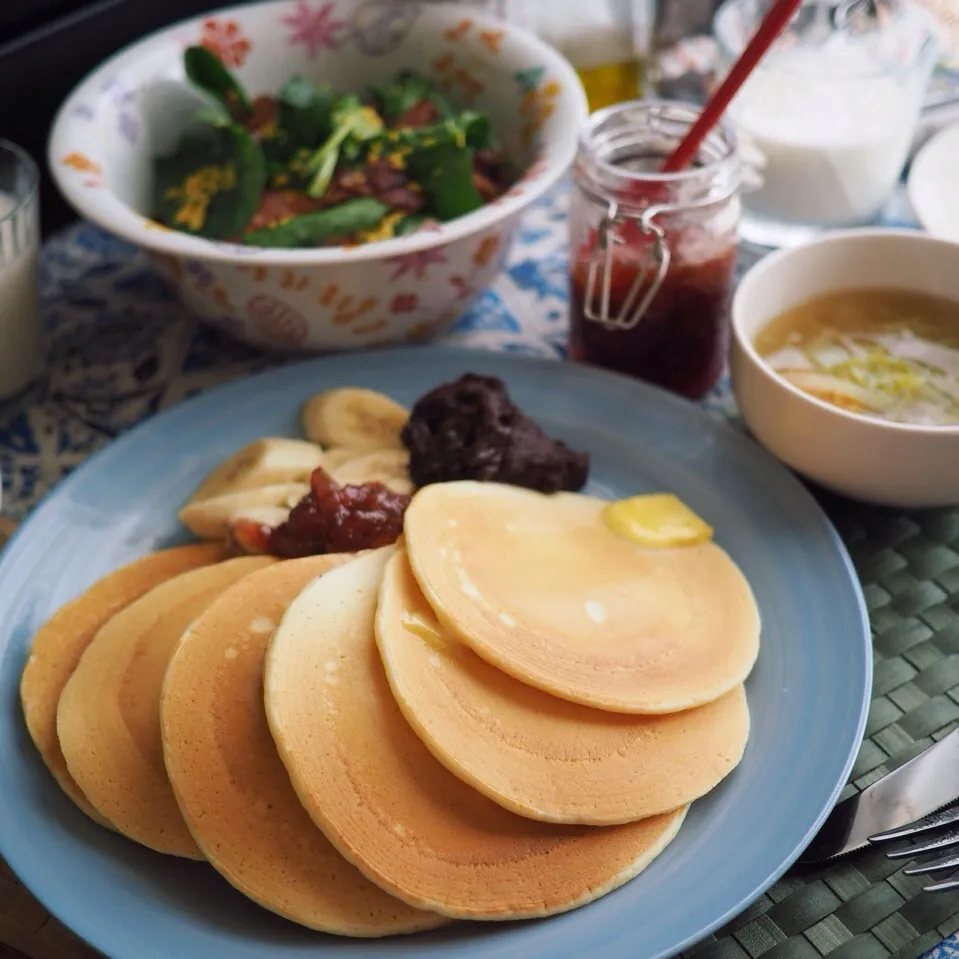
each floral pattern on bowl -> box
[49,0,587,351]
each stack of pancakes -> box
[20,481,760,935]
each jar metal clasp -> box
[582,201,672,332]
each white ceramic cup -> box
[730,228,959,508]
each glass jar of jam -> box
[568,100,742,399]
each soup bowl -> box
[730,228,959,508]
[48,0,586,352]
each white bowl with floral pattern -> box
[49,0,587,351]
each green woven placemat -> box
[685,498,959,959]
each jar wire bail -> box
[582,202,671,332]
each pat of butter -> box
[602,494,714,548]
[400,611,448,652]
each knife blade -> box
[798,727,959,863]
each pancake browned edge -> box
[264,546,687,921]
[403,482,761,714]
[377,548,750,825]
[161,554,446,937]
[19,543,229,825]
[57,556,275,858]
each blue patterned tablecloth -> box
[0,180,956,959]
[5,179,737,519]
[0,167,930,520]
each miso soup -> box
[754,288,959,426]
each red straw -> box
[661,0,805,173]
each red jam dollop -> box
[233,467,410,558]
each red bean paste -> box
[401,373,589,493]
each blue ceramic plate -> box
[0,348,871,959]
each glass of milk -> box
[714,0,940,249]
[0,141,42,407]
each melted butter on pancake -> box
[603,493,714,549]
[400,611,448,653]
[584,600,608,624]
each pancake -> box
[57,555,275,857]
[264,546,686,920]
[161,555,444,936]
[377,549,750,825]
[19,543,228,825]
[403,482,761,714]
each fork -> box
[869,804,959,892]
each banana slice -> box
[284,488,308,508]
[321,447,366,471]
[301,389,408,451]
[188,438,323,505]
[179,484,309,540]
[230,505,290,528]
[332,450,414,495]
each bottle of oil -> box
[507,0,657,111]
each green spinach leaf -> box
[408,143,483,221]
[394,213,431,236]
[242,197,390,247]
[184,46,252,121]
[369,110,491,160]
[459,110,492,150]
[370,70,455,121]
[277,76,335,147]
[154,122,266,239]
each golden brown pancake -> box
[404,482,761,714]
[19,543,228,825]
[161,555,445,936]
[57,556,275,857]
[377,549,750,825]
[264,546,687,920]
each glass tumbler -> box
[0,141,43,406]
